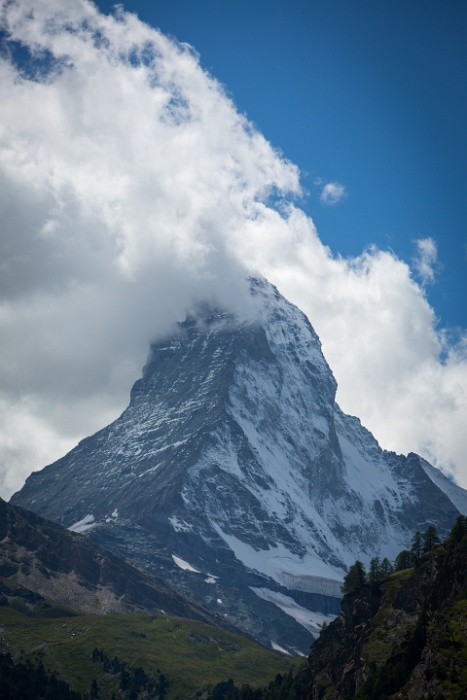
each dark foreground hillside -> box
[297,517,467,699]
[2,494,467,699]
[0,496,297,698]
[0,496,237,630]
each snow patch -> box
[251,587,337,637]
[169,516,193,533]
[105,508,119,523]
[68,514,95,533]
[271,642,293,655]
[172,554,200,573]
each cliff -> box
[299,519,467,699]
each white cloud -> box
[0,0,299,496]
[0,0,466,498]
[320,181,347,205]
[413,237,438,285]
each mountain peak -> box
[11,278,467,653]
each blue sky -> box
[0,0,466,495]
[95,0,467,331]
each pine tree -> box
[342,560,366,594]
[368,557,381,586]
[90,679,99,699]
[410,531,422,566]
[422,525,440,554]
[380,557,393,577]
[449,514,467,545]
[394,549,412,571]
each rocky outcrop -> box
[299,525,467,699]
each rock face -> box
[11,278,467,653]
[299,524,467,699]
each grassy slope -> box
[359,568,414,668]
[0,604,299,699]
[356,564,467,699]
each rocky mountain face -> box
[0,496,237,631]
[298,523,467,699]
[11,278,467,654]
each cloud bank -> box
[0,0,466,497]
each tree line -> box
[0,652,83,700]
[342,515,467,595]
[206,669,297,700]
[90,646,168,699]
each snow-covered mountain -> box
[12,278,467,654]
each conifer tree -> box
[410,531,422,566]
[394,549,412,571]
[449,514,467,545]
[422,525,440,554]
[380,557,393,577]
[342,560,366,594]
[368,557,381,586]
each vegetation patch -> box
[433,599,467,697]
[355,606,427,700]
[0,606,297,699]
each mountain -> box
[11,277,467,654]
[298,519,467,699]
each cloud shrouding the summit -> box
[0,0,466,496]
[0,0,300,495]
